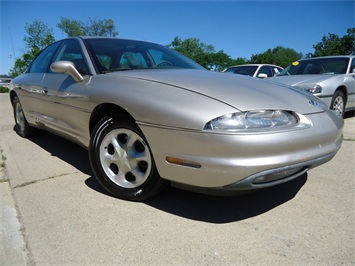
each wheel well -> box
[336,86,348,103]
[89,103,135,135]
[9,91,17,105]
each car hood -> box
[271,74,337,86]
[108,69,328,114]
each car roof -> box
[227,64,283,68]
[297,55,355,61]
[76,36,154,43]
[62,36,159,46]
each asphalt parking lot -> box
[1,93,354,265]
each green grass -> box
[0,86,9,93]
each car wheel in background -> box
[12,96,34,138]
[89,116,167,201]
[330,91,345,117]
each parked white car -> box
[224,64,283,78]
[272,56,355,117]
[0,77,12,88]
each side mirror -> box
[50,61,84,82]
[352,68,355,73]
[257,73,268,79]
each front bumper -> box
[223,150,337,190]
[139,109,343,190]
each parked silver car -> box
[224,64,283,78]
[272,56,355,117]
[9,37,343,201]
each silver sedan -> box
[10,37,343,201]
[272,56,355,117]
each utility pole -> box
[9,27,16,60]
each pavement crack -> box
[0,147,9,182]
[13,172,78,189]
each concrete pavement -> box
[1,93,354,265]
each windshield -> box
[279,57,349,76]
[84,38,205,73]
[225,65,258,76]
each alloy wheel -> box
[99,128,152,189]
[332,95,344,117]
[15,101,26,133]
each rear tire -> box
[89,116,167,201]
[12,96,33,138]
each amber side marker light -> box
[165,156,201,168]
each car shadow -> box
[344,110,355,119]
[24,128,92,174]
[24,128,307,224]
[144,174,307,223]
[84,174,307,224]
[23,128,112,197]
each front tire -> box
[89,116,167,201]
[330,91,345,117]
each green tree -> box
[308,28,355,57]
[168,37,214,68]
[57,18,85,37]
[208,50,235,71]
[168,36,235,70]
[10,20,55,77]
[249,46,302,67]
[57,17,118,37]
[24,20,56,50]
[229,57,249,66]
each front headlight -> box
[204,110,298,132]
[295,84,322,94]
